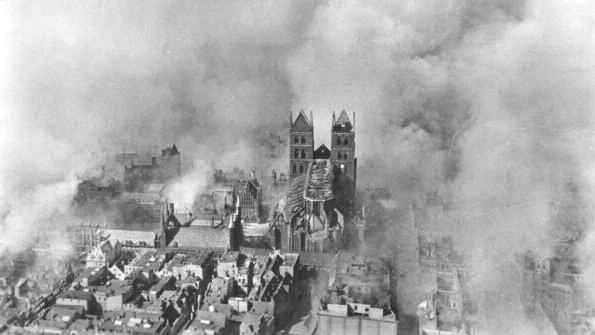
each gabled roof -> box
[292,111,313,132]
[333,110,353,132]
[313,145,331,159]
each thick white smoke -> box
[286,0,595,333]
[3,0,595,333]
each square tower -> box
[331,110,357,187]
[289,110,314,179]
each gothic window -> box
[301,150,306,158]
[301,136,306,144]
[294,149,299,159]
[294,136,299,144]
[344,138,349,145]
[299,165,304,173]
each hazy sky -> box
[2,1,595,333]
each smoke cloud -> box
[2,0,595,333]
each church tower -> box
[289,110,314,179]
[331,110,357,187]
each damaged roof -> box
[304,159,334,202]
[285,174,306,220]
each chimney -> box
[309,110,314,126]
[289,110,293,125]
[352,111,356,128]
[332,111,336,125]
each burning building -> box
[122,145,182,192]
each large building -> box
[289,110,357,189]
[280,110,359,253]
[282,159,344,253]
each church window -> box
[301,150,306,158]
[301,136,306,144]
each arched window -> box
[343,138,349,145]
[301,136,306,144]
[294,149,299,159]
[299,165,304,173]
[301,150,306,158]
[294,136,299,144]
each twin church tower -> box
[289,110,357,188]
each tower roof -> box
[292,110,313,131]
[333,110,353,131]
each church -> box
[278,110,357,253]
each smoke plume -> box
[2,0,595,333]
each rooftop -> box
[170,225,230,250]
[304,159,333,202]
[285,175,306,219]
[100,311,163,334]
[184,310,227,335]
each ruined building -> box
[122,145,181,191]
[318,252,397,335]
[279,110,359,253]
[283,159,345,253]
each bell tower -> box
[331,110,356,187]
[289,110,314,179]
